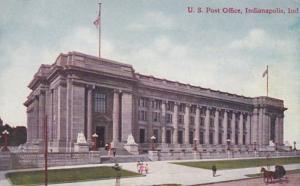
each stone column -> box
[184,104,190,144]
[214,109,219,145]
[231,112,236,145]
[161,101,166,144]
[238,113,244,145]
[33,96,39,142]
[246,114,251,145]
[279,116,284,145]
[38,92,46,141]
[121,92,133,142]
[112,90,120,145]
[195,105,200,144]
[222,110,228,145]
[275,116,280,144]
[204,107,210,145]
[172,102,179,144]
[66,78,73,151]
[147,98,154,143]
[87,88,93,142]
[251,108,259,145]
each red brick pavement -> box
[199,173,300,186]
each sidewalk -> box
[1,160,300,186]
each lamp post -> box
[92,133,98,151]
[293,141,296,151]
[1,130,10,152]
[151,135,156,151]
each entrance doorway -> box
[96,126,105,147]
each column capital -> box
[113,89,122,94]
[162,100,167,104]
[185,103,191,108]
[174,101,180,106]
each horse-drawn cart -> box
[261,165,288,183]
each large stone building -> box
[24,52,286,152]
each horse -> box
[261,167,275,183]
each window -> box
[179,104,185,112]
[218,118,222,128]
[153,129,159,143]
[178,115,184,124]
[190,105,196,113]
[200,117,205,126]
[139,97,148,108]
[138,111,147,121]
[209,132,214,144]
[218,133,222,144]
[166,113,172,123]
[152,112,161,122]
[166,102,173,111]
[199,131,204,144]
[166,130,171,144]
[209,118,214,127]
[189,131,194,144]
[139,129,145,143]
[152,99,161,109]
[94,92,106,113]
[190,116,195,125]
[235,134,238,145]
[178,131,183,144]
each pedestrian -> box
[137,161,141,173]
[212,165,217,177]
[145,163,149,174]
[139,162,144,175]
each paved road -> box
[1,159,300,186]
[199,173,300,186]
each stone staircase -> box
[100,154,150,164]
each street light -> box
[1,130,10,152]
[151,135,156,151]
[293,141,296,151]
[92,133,98,151]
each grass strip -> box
[6,166,140,185]
[172,157,300,170]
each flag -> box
[93,15,100,28]
[262,67,268,77]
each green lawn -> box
[246,169,300,177]
[172,157,300,170]
[6,166,140,185]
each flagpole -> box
[98,2,102,58]
[267,65,269,97]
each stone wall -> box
[6,152,100,170]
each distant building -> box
[24,52,287,152]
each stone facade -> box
[24,51,287,152]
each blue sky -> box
[0,0,299,146]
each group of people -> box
[137,161,149,175]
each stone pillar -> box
[231,112,236,145]
[184,104,190,144]
[195,105,200,144]
[66,78,72,151]
[275,116,280,144]
[161,101,166,144]
[222,110,228,145]
[121,92,133,142]
[57,85,67,145]
[251,108,259,145]
[33,96,39,142]
[172,102,178,144]
[87,88,93,142]
[246,114,251,145]
[112,90,120,145]
[279,116,284,145]
[147,98,154,143]
[204,107,210,145]
[214,109,219,145]
[238,113,244,145]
